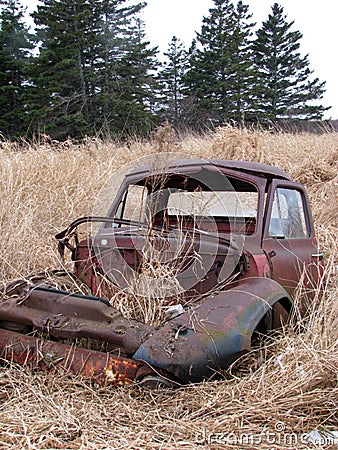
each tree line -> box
[0,0,330,140]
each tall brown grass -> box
[0,127,337,449]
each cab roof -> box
[127,159,291,181]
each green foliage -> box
[25,0,100,138]
[158,36,188,127]
[0,0,331,139]
[25,0,159,139]
[183,0,258,126]
[252,3,329,120]
[0,0,34,138]
[93,1,159,137]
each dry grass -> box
[0,127,337,449]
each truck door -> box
[262,180,324,300]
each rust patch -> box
[0,328,149,385]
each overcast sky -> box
[24,0,338,119]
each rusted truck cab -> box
[0,159,324,386]
[75,159,322,304]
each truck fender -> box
[133,277,292,383]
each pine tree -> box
[252,3,329,120]
[115,11,159,136]
[0,0,33,138]
[158,36,188,127]
[26,0,158,139]
[27,0,103,138]
[183,0,257,127]
[94,0,129,131]
[96,2,159,136]
[229,1,259,122]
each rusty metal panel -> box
[127,159,291,181]
[0,283,154,355]
[134,278,292,383]
[0,328,149,385]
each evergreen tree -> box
[95,0,131,131]
[27,0,158,139]
[252,3,329,120]
[183,0,257,127]
[230,1,259,122]
[96,3,159,136]
[158,36,188,127]
[121,12,160,135]
[0,0,33,138]
[27,0,102,138]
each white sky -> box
[24,0,338,119]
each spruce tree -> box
[27,0,158,138]
[158,36,188,127]
[97,0,158,134]
[0,0,33,138]
[27,0,102,138]
[230,1,259,122]
[252,3,329,120]
[95,0,131,132]
[183,0,257,127]
[117,12,159,135]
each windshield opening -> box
[112,171,258,235]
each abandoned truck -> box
[0,159,324,386]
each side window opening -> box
[268,188,309,239]
[115,184,148,225]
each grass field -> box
[0,126,337,449]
